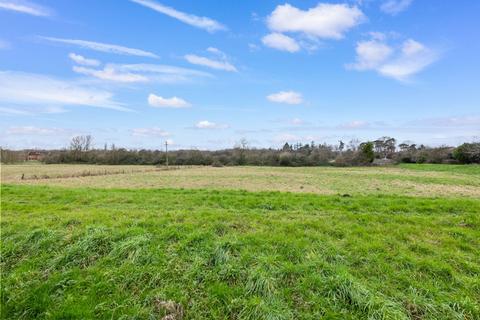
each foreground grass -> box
[1,185,479,319]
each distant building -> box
[26,151,43,161]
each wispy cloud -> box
[130,0,226,32]
[68,53,100,66]
[0,106,32,115]
[184,48,237,72]
[0,70,129,112]
[0,0,52,17]
[381,0,414,15]
[71,63,212,84]
[40,36,158,58]
[5,126,66,135]
[131,127,170,137]
[148,94,191,108]
[195,120,229,129]
[347,35,439,81]
[411,116,480,128]
[267,91,303,105]
[73,65,148,83]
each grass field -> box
[1,164,480,319]
[2,164,480,198]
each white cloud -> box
[348,40,393,70]
[131,127,170,137]
[73,65,148,83]
[40,36,158,58]
[148,94,191,108]
[0,0,52,16]
[267,91,303,105]
[68,53,100,67]
[380,0,413,15]
[130,0,226,32]
[262,33,300,53]
[5,126,65,135]
[195,120,228,129]
[348,37,438,81]
[184,54,237,72]
[0,71,129,111]
[267,3,365,40]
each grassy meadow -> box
[1,164,479,319]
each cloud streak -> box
[69,53,100,66]
[5,126,66,135]
[131,127,170,137]
[40,36,158,58]
[184,54,237,72]
[0,0,52,17]
[73,65,149,83]
[71,63,212,84]
[0,70,129,111]
[130,0,226,32]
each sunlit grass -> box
[1,185,479,319]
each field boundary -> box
[16,165,197,181]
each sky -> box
[0,0,479,150]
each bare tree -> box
[69,135,93,161]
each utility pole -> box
[165,140,169,168]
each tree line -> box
[1,135,479,165]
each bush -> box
[211,160,224,167]
[356,142,374,164]
[454,143,480,164]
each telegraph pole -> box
[165,140,169,168]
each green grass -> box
[1,185,479,319]
[398,163,480,175]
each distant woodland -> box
[2,136,479,166]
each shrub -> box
[454,143,480,164]
[356,142,375,164]
[211,160,224,167]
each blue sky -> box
[1,0,479,150]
